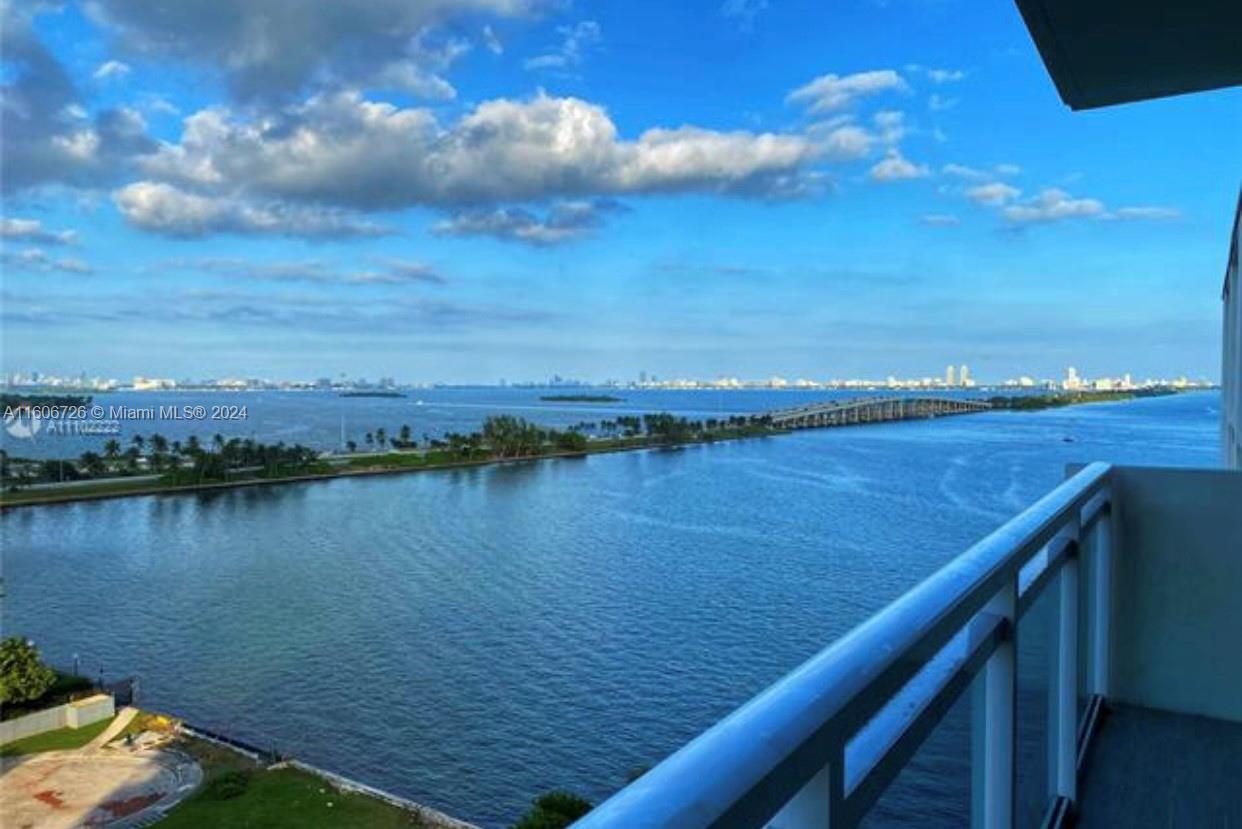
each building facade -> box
[1223,188,1241,469]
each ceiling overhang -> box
[1013,0,1242,109]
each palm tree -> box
[213,433,225,453]
[346,440,357,453]
[131,434,145,452]
[104,439,121,460]
[79,451,106,478]
[375,427,387,449]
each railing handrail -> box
[576,461,1112,828]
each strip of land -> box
[0,390,1181,510]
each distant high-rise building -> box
[946,365,956,387]
[959,364,970,386]
[1064,366,1082,391]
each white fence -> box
[0,693,115,744]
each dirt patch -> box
[104,791,164,817]
[34,788,67,808]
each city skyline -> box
[4,363,1217,392]
[2,1,1238,382]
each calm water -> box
[0,391,1220,827]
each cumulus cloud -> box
[87,0,552,100]
[943,163,1020,181]
[808,123,875,161]
[113,181,394,237]
[1,218,78,245]
[524,20,601,71]
[1001,188,1104,224]
[967,182,1021,205]
[1,5,156,193]
[93,60,131,81]
[869,149,928,182]
[433,199,626,245]
[787,70,907,114]
[872,110,906,145]
[2,247,93,274]
[132,92,825,220]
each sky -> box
[1,0,1238,384]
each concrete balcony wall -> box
[1108,465,1242,722]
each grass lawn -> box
[155,766,429,828]
[0,716,115,757]
[0,478,162,506]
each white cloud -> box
[873,110,905,145]
[524,20,600,72]
[721,0,770,30]
[967,182,1021,205]
[919,214,960,226]
[482,25,503,55]
[787,70,907,114]
[1,218,78,244]
[2,247,93,274]
[1001,188,1105,224]
[113,181,394,237]
[809,123,875,161]
[1109,206,1181,221]
[869,149,928,182]
[166,256,445,285]
[433,200,625,245]
[373,60,458,100]
[134,92,825,217]
[927,68,965,83]
[93,60,131,81]
[944,163,1021,182]
[88,0,554,99]
[366,259,448,284]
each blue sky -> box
[2,0,1238,384]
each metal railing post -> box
[768,757,840,829]
[1051,540,1079,802]
[1088,497,1112,697]
[972,581,1016,829]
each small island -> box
[338,390,406,398]
[987,388,1178,411]
[539,394,624,403]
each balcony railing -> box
[576,461,1116,829]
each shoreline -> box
[0,390,1189,511]
[0,433,774,511]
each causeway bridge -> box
[764,396,991,430]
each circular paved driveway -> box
[0,748,200,828]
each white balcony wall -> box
[1108,466,1242,722]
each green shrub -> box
[0,637,56,704]
[205,770,251,800]
[512,791,592,829]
